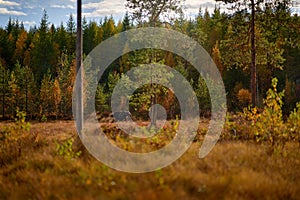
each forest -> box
[0,0,300,199]
[0,0,300,120]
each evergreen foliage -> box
[0,5,299,120]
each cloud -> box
[51,4,75,9]
[184,0,219,12]
[83,0,126,18]
[24,4,37,9]
[23,20,36,26]
[0,7,26,15]
[0,0,19,6]
[185,0,216,8]
[81,0,227,19]
[184,0,229,16]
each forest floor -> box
[0,121,300,200]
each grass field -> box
[0,121,300,200]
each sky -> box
[0,0,300,29]
[0,0,229,29]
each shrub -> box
[0,111,34,165]
[223,113,254,141]
[40,114,47,122]
[286,102,300,144]
[15,107,30,131]
[56,138,82,160]
[243,78,287,153]
[237,88,251,108]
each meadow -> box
[1,120,299,200]
[1,0,300,199]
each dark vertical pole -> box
[251,0,257,106]
[150,21,157,128]
[2,69,4,119]
[76,0,83,132]
[25,75,28,114]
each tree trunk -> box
[2,78,4,119]
[76,0,84,132]
[25,75,28,115]
[251,0,257,106]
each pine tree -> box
[126,0,183,25]
[58,53,76,117]
[95,84,108,113]
[40,71,53,117]
[102,16,116,40]
[31,10,58,83]
[67,14,76,53]
[83,21,100,54]
[0,64,10,119]
[13,30,28,64]
[67,14,76,35]
[8,71,19,117]
[122,12,131,31]
[55,22,68,52]
[53,78,61,118]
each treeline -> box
[0,5,300,120]
[0,11,125,119]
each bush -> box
[243,78,288,153]
[15,108,30,131]
[237,88,251,108]
[56,138,82,160]
[0,112,35,165]
[223,113,254,141]
[224,78,300,154]
[286,102,300,144]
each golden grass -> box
[0,121,299,200]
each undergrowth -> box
[224,78,300,154]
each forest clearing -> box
[1,0,300,199]
[0,120,300,200]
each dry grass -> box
[0,121,300,200]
